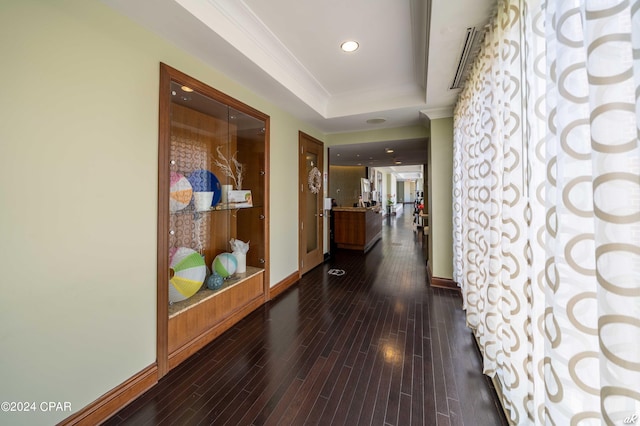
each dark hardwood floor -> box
[105,207,508,426]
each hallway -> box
[106,210,508,425]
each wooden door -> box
[298,132,324,275]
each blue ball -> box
[206,272,224,290]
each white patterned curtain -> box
[452,0,640,424]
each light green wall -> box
[429,118,454,279]
[0,0,320,424]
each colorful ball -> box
[169,172,193,212]
[169,247,206,303]
[213,253,237,278]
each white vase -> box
[221,184,233,204]
[193,191,214,211]
[233,251,246,273]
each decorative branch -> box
[231,154,244,190]
[213,146,245,190]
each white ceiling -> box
[101,0,495,173]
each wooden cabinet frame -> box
[157,63,270,378]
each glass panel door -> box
[299,132,323,275]
[305,151,319,253]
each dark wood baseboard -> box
[426,261,460,292]
[431,276,460,292]
[58,364,157,426]
[268,271,299,300]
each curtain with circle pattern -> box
[452,0,640,424]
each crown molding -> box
[176,0,330,114]
[420,107,453,120]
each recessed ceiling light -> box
[181,86,194,92]
[395,161,402,165]
[385,148,394,153]
[366,117,386,124]
[340,40,359,52]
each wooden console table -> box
[333,207,382,252]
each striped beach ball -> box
[169,247,206,303]
[213,253,237,278]
[169,172,193,212]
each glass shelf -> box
[170,203,263,215]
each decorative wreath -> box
[308,167,322,194]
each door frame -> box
[298,131,324,275]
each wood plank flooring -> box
[105,208,508,426]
